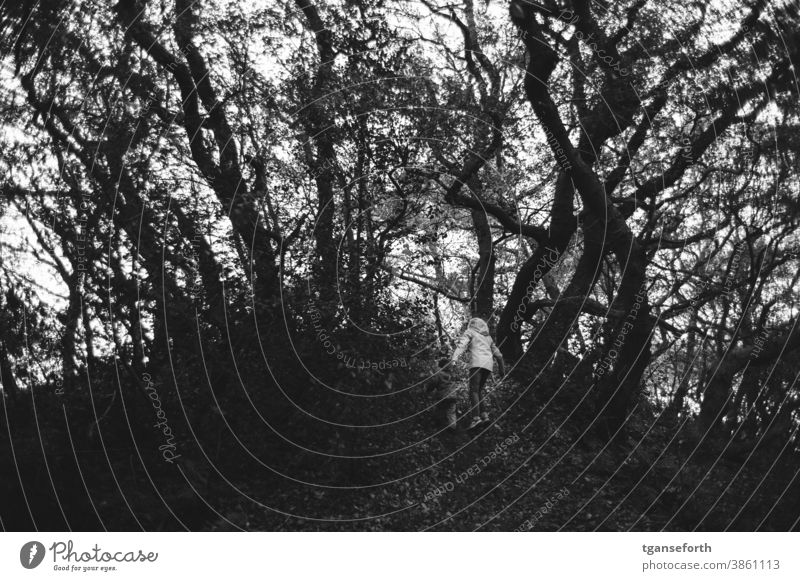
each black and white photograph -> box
[1,0,800,553]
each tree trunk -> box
[295,0,339,317]
[516,214,605,386]
[668,308,701,416]
[591,232,651,440]
[497,174,576,360]
[470,207,495,320]
[0,343,19,402]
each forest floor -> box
[2,374,797,532]
[194,378,800,532]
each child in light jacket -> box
[451,317,505,429]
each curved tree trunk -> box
[470,207,496,320]
[516,214,605,385]
[497,173,576,360]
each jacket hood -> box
[468,317,490,335]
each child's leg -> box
[468,368,478,417]
[435,400,448,428]
[468,368,482,418]
[477,368,490,419]
[445,399,457,429]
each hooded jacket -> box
[451,317,503,371]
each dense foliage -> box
[0,0,798,530]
